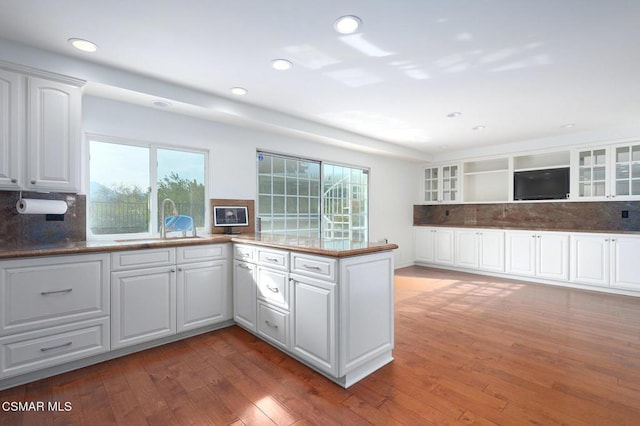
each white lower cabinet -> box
[291,274,337,376]
[111,266,176,349]
[0,253,110,379]
[455,229,504,272]
[414,227,454,265]
[505,231,569,281]
[111,245,230,350]
[571,234,640,290]
[232,245,394,387]
[233,259,257,331]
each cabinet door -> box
[177,259,229,332]
[111,266,176,349]
[505,232,536,277]
[434,229,455,265]
[291,275,337,375]
[455,229,478,269]
[27,77,80,192]
[423,167,439,203]
[570,235,610,286]
[611,143,640,200]
[573,147,609,200]
[414,227,435,263]
[536,233,569,281]
[0,69,22,189]
[233,260,257,331]
[478,230,505,273]
[610,236,640,290]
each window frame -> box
[85,134,209,241]
[256,150,370,240]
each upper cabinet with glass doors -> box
[423,164,460,204]
[572,141,640,201]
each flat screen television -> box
[213,205,249,234]
[514,167,570,200]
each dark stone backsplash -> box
[414,201,640,232]
[0,191,86,246]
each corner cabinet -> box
[0,64,83,192]
[233,245,394,388]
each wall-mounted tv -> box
[514,167,570,201]
[213,205,249,234]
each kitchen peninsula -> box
[0,234,398,389]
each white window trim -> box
[84,133,209,241]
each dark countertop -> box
[0,234,398,260]
[412,224,640,234]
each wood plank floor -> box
[2,265,640,425]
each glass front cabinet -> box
[423,164,460,204]
[573,141,640,201]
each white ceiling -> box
[1,0,639,156]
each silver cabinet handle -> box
[170,269,176,273]
[265,320,278,329]
[41,288,72,296]
[30,180,36,184]
[10,178,17,183]
[238,264,251,270]
[266,285,279,293]
[611,238,616,242]
[265,257,279,262]
[303,264,321,270]
[41,342,72,352]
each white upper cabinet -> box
[423,164,460,203]
[611,142,640,200]
[0,64,83,193]
[572,141,640,201]
[0,69,22,189]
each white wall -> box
[83,96,418,268]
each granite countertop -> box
[412,224,640,234]
[0,234,398,260]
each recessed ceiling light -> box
[334,15,362,34]
[231,87,248,96]
[561,123,575,129]
[152,100,171,108]
[271,59,293,71]
[68,38,98,52]
[447,112,462,118]
[472,125,486,131]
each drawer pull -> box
[40,341,72,352]
[265,257,279,262]
[265,320,278,329]
[266,285,280,293]
[41,288,73,296]
[241,253,250,257]
[238,264,252,270]
[303,264,321,271]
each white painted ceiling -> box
[1,0,639,156]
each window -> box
[88,137,207,239]
[257,152,368,240]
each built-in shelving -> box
[463,158,509,203]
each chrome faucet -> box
[160,198,178,239]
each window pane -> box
[323,164,368,241]
[89,141,150,235]
[157,149,206,232]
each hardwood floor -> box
[2,265,640,425]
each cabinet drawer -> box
[257,266,289,309]
[111,248,176,271]
[234,245,256,262]
[257,248,289,270]
[0,317,109,379]
[0,254,109,336]
[291,253,337,282]
[257,302,289,349]
[177,244,228,263]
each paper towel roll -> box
[16,198,68,215]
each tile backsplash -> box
[414,201,640,232]
[0,191,86,245]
